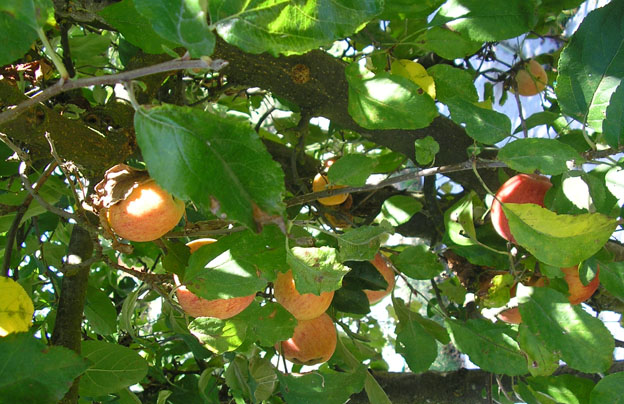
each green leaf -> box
[504,203,617,267]
[446,98,511,144]
[590,372,624,404]
[188,317,248,354]
[209,0,383,56]
[498,138,583,175]
[79,340,148,397]
[0,0,38,66]
[99,0,178,54]
[237,302,297,347]
[437,277,467,305]
[414,136,440,165]
[517,324,560,377]
[421,26,482,60]
[380,0,444,19]
[526,374,594,404]
[597,260,624,301]
[375,195,422,227]
[517,285,614,373]
[287,247,349,295]
[606,165,624,200]
[134,104,285,230]
[394,299,438,373]
[327,154,377,187]
[0,333,89,404]
[277,368,366,404]
[427,64,478,103]
[183,226,285,300]
[604,83,624,148]
[446,318,528,375]
[134,0,215,57]
[337,221,394,261]
[364,372,392,404]
[513,111,561,134]
[84,285,117,335]
[346,63,438,130]
[431,0,538,42]
[555,0,624,131]
[391,245,444,280]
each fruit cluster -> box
[97,163,397,366]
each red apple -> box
[364,253,396,304]
[490,174,552,243]
[277,312,337,365]
[274,270,334,320]
[175,238,256,319]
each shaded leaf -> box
[328,154,377,187]
[517,285,614,373]
[337,221,394,261]
[80,340,148,397]
[0,333,89,404]
[498,138,583,175]
[277,368,366,404]
[391,245,444,280]
[446,318,528,375]
[134,0,215,57]
[590,372,624,404]
[0,0,38,66]
[99,0,177,54]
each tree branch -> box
[0,56,227,126]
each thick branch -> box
[51,225,94,404]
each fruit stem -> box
[37,27,69,80]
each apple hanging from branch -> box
[175,238,256,319]
[277,312,337,365]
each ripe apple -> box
[277,312,337,365]
[175,238,256,319]
[274,269,334,320]
[562,265,600,305]
[106,179,185,242]
[512,59,548,96]
[498,266,599,324]
[490,174,552,243]
[364,253,396,304]
[312,173,348,206]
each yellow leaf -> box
[391,59,436,100]
[0,277,34,336]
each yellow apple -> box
[277,312,337,365]
[106,179,185,242]
[274,269,334,320]
[175,238,256,319]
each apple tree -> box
[2,0,624,403]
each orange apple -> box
[512,59,548,96]
[277,312,337,365]
[106,179,185,242]
[175,238,256,319]
[490,174,552,243]
[364,253,396,304]
[274,270,334,320]
[312,173,348,206]
[562,265,600,305]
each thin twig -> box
[18,161,76,222]
[0,57,228,126]
[286,159,508,207]
[3,163,57,276]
